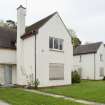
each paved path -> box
[25,89,105,105]
[0,101,9,105]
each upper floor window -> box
[79,55,82,62]
[59,39,63,50]
[49,37,64,51]
[100,54,103,62]
[54,38,58,49]
[49,37,53,48]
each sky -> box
[0,0,105,43]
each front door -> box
[4,65,12,84]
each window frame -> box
[100,54,103,62]
[100,67,104,77]
[79,55,82,62]
[49,37,53,49]
[49,37,64,51]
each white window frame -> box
[100,54,103,62]
[49,37,64,51]
[79,55,82,62]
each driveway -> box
[0,101,9,105]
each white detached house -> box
[16,5,73,87]
[73,42,105,80]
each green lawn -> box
[41,80,105,103]
[0,88,85,105]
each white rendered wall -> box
[22,36,35,85]
[36,13,73,87]
[73,54,95,80]
[0,49,16,64]
[95,43,105,80]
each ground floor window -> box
[4,65,12,84]
[100,67,104,77]
[78,68,82,78]
[49,63,64,80]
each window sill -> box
[49,78,64,81]
[49,48,64,53]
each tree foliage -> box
[72,37,81,48]
[0,20,16,29]
[69,29,81,48]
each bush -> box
[33,79,40,89]
[103,76,105,80]
[72,70,81,83]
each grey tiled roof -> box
[26,12,57,33]
[73,42,102,55]
[21,12,57,39]
[0,27,16,49]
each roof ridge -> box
[80,42,102,46]
[25,12,57,33]
[73,41,103,55]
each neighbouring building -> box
[73,42,105,80]
[0,27,16,85]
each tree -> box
[0,20,8,28]
[72,37,81,48]
[0,20,17,29]
[6,20,17,28]
[69,29,81,48]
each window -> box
[49,37,53,48]
[49,37,64,50]
[54,38,58,49]
[79,55,82,62]
[78,68,82,78]
[59,39,63,50]
[100,54,103,62]
[100,67,104,77]
[49,63,64,80]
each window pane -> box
[54,38,58,49]
[49,37,53,48]
[59,39,63,50]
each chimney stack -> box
[17,5,26,85]
[17,5,26,36]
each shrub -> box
[72,70,81,83]
[33,79,40,89]
[103,76,105,80]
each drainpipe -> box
[94,53,96,80]
[32,30,38,83]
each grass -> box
[0,88,85,105]
[41,80,105,103]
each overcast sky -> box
[0,0,105,43]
